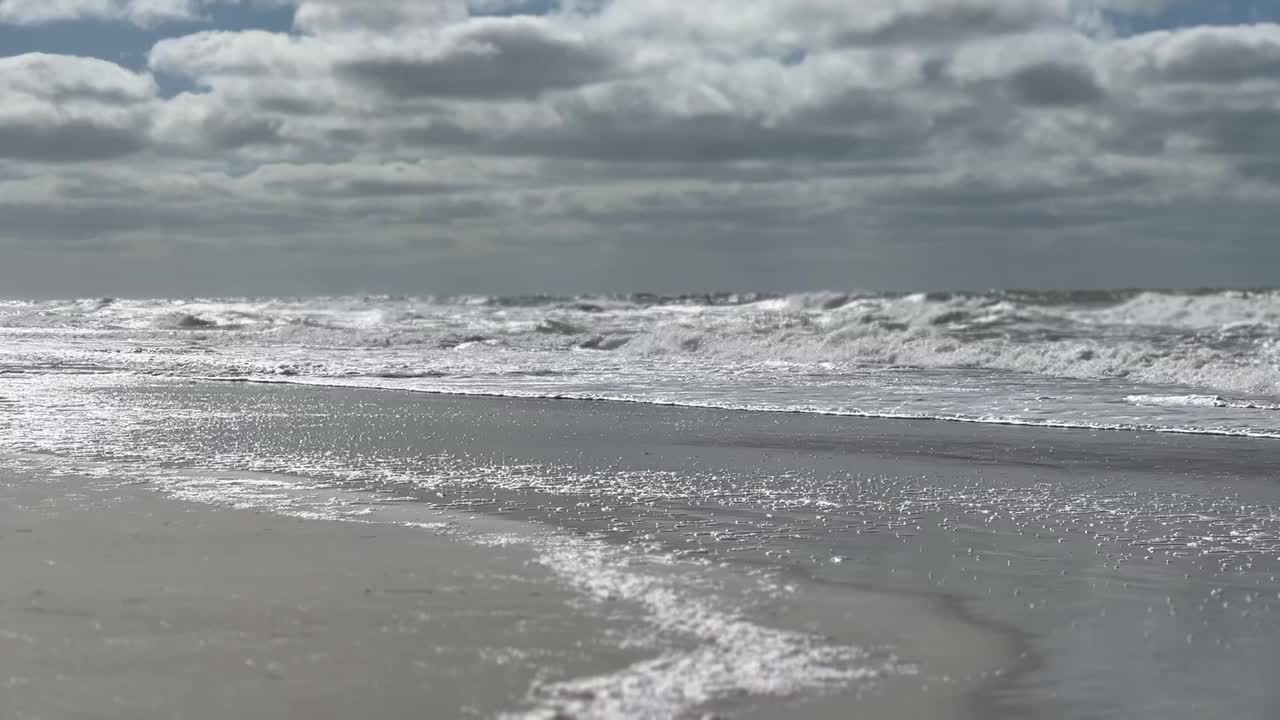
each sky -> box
[2,0,1280,297]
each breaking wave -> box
[1125,395,1280,411]
[2,288,1278,437]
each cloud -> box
[830,0,1063,46]
[1007,62,1105,107]
[0,0,205,26]
[4,0,1280,293]
[246,161,472,197]
[336,17,616,99]
[419,81,930,165]
[1,52,157,102]
[1122,23,1280,83]
[149,30,324,81]
[293,1,457,34]
[0,122,148,162]
[0,54,155,163]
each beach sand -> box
[0,469,640,720]
[0,466,1014,720]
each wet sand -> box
[0,469,640,720]
[0,466,1014,720]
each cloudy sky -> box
[2,0,1279,297]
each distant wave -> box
[162,313,223,329]
[3,289,1278,395]
[3,288,1279,440]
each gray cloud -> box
[869,170,1155,231]
[337,18,615,99]
[292,0,466,34]
[256,166,467,197]
[1102,100,1280,185]
[1240,161,1280,185]
[503,117,861,163]
[389,80,931,165]
[833,1,1059,47]
[336,178,461,196]
[1197,108,1280,155]
[256,94,328,115]
[0,122,148,162]
[398,108,916,165]
[205,115,284,149]
[1007,62,1105,107]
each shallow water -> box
[2,374,1278,718]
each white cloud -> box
[0,54,156,162]
[0,0,204,26]
[1,52,158,101]
[150,29,326,80]
[1115,22,1280,82]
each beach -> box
[2,378,1278,718]
[7,0,1280,710]
[1,468,641,720]
[8,0,1280,707]
[1,460,1012,720]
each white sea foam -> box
[493,535,898,720]
[2,290,1279,438]
[1125,394,1280,411]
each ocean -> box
[2,289,1279,718]
[3,289,1279,437]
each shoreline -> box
[210,375,1280,441]
[2,461,1018,719]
